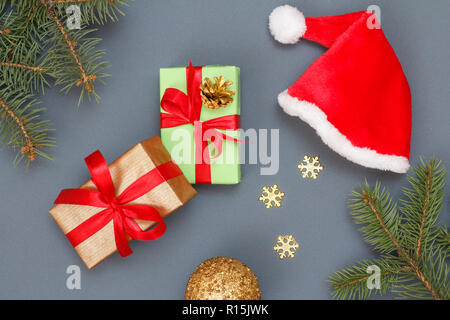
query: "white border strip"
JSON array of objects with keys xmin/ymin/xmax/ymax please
[{"xmin": 278, "ymin": 90, "xmax": 410, "ymax": 173}]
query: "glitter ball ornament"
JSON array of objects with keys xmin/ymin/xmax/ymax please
[{"xmin": 185, "ymin": 257, "xmax": 261, "ymax": 300}]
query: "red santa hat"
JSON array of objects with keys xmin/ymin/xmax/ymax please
[{"xmin": 269, "ymin": 5, "xmax": 411, "ymax": 173}]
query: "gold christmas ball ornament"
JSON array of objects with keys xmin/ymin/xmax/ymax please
[{"xmin": 185, "ymin": 257, "xmax": 261, "ymax": 300}]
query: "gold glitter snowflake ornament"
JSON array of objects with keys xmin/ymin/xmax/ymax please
[
  {"xmin": 273, "ymin": 235, "xmax": 299, "ymax": 259},
  {"xmin": 258, "ymin": 184, "xmax": 285, "ymax": 209},
  {"xmin": 297, "ymin": 155, "xmax": 323, "ymax": 179}
]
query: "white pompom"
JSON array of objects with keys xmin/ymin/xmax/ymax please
[{"xmin": 269, "ymin": 5, "xmax": 306, "ymax": 44}]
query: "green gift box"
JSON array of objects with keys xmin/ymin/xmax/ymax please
[{"xmin": 160, "ymin": 64, "xmax": 241, "ymax": 184}]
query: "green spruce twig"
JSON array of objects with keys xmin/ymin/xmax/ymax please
[
  {"xmin": 329, "ymin": 159, "xmax": 450, "ymax": 300},
  {"xmin": 0, "ymin": 0, "xmax": 131, "ymax": 168},
  {"xmin": 0, "ymin": 88, "xmax": 54, "ymax": 168},
  {"xmin": 41, "ymin": 7, "xmax": 109, "ymax": 104}
]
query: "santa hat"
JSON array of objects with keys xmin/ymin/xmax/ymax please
[{"xmin": 269, "ymin": 5, "xmax": 411, "ymax": 173}]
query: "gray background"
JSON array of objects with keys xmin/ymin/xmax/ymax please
[{"xmin": 0, "ymin": 0, "xmax": 449, "ymax": 299}]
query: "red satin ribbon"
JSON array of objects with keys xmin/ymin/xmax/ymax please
[
  {"xmin": 54, "ymin": 150, "xmax": 182, "ymax": 257},
  {"xmin": 160, "ymin": 62, "xmax": 243, "ymax": 184}
]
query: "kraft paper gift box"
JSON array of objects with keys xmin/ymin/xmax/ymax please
[
  {"xmin": 50, "ymin": 136, "xmax": 197, "ymax": 269},
  {"xmin": 160, "ymin": 64, "xmax": 241, "ymax": 184}
]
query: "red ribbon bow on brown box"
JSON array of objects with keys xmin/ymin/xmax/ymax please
[{"xmin": 50, "ymin": 137, "xmax": 197, "ymax": 269}]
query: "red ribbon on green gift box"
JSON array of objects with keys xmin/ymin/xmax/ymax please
[{"xmin": 160, "ymin": 62, "xmax": 244, "ymax": 184}]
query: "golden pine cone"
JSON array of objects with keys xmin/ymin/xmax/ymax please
[
  {"xmin": 185, "ymin": 257, "xmax": 261, "ymax": 300},
  {"xmin": 200, "ymin": 76, "xmax": 235, "ymax": 110}
]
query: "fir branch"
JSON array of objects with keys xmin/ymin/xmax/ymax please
[
  {"xmin": 6, "ymin": 1, "xmax": 46, "ymax": 43},
  {"xmin": 419, "ymin": 248, "xmax": 449, "ymax": 299},
  {"xmin": 0, "ymin": 10, "xmax": 26, "ymax": 48},
  {"xmin": 0, "ymin": 9, "xmax": 49, "ymax": 93},
  {"xmin": 47, "ymin": 8, "xmax": 97, "ymax": 93},
  {"xmin": 329, "ymin": 257, "xmax": 409, "ymax": 300},
  {"xmin": 0, "ymin": 40, "xmax": 49, "ymax": 94},
  {"xmin": 331, "ymin": 161, "xmax": 449, "ymax": 300},
  {"xmin": 360, "ymin": 184, "xmax": 442, "ymax": 299},
  {"xmin": 0, "ymin": 60, "xmax": 49, "ymax": 93},
  {"xmin": 0, "ymin": 97, "xmax": 34, "ymax": 160},
  {"xmin": 40, "ymin": 19, "xmax": 109, "ymax": 104},
  {"xmin": 400, "ymin": 159, "xmax": 446, "ymax": 259},
  {"xmin": 361, "ymin": 188, "xmax": 406, "ymax": 258},
  {"xmin": 0, "ymin": 88, "xmax": 54, "ymax": 167},
  {"xmin": 56, "ymin": 0, "xmax": 132, "ymax": 25},
  {"xmin": 348, "ymin": 182, "xmax": 401, "ymax": 255},
  {"xmin": 0, "ymin": 0, "xmax": 129, "ymax": 167},
  {"xmin": 0, "ymin": 61, "xmax": 44, "ymax": 73},
  {"xmin": 394, "ymin": 248, "xmax": 449, "ymax": 299},
  {"xmin": 13, "ymin": 0, "xmax": 131, "ymax": 26},
  {"xmin": 11, "ymin": 0, "xmax": 120, "ymax": 102}
]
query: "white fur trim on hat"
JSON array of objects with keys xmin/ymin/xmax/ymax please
[
  {"xmin": 269, "ymin": 5, "xmax": 307, "ymax": 44},
  {"xmin": 278, "ymin": 90, "xmax": 410, "ymax": 173}
]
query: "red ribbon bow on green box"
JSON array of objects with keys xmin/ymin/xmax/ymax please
[{"xmin": 160, "ymin": 62, "xmax": 243, "ymax": 184}]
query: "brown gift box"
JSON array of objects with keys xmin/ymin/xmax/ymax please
[{"xmin": 49, "ymin": 136, "xmax": 197, "ymax": 269}]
